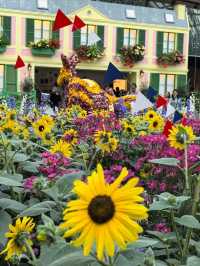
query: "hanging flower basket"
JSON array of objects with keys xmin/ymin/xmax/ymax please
[
  {"xmin": 75, "ymin": 45, "xmax": 105, "ymax": 62},
  {"xmin": 29, "ymin": 39, "xmax": 60, "ymax": 57},
  {"xmin": 157, "ymin": 50, "xmax": 184, "ymax": 67},
  {"xmin": 118, "ymin": 44, "xmax": 145, "ymax": 68}
]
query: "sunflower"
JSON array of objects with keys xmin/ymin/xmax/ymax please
[
  {"xmin": 63, "ymin": 129, "xmax": 78, "ymax": 145},
  {"xmin": 18, "ymin": 127, "xmax": 30, "ymax": 140},
  {"xmin": 50, "ymin": 139, "xmax": 72, "ymax": 158},
  {"xmin": 94, "ymin": 130, "xmax": 118, "ymax": 153},
  {"xmin": 144, "ymin": 110, "xmax": 158, "ymax": 122},
  {"xmin": 6, "ymin": 110, "xmax": 17, "ymax": 121},
  {"xmin": 0, "ymin": 120, "xmax": 19, "ymax": 135},
  {"xmin": 60, "ymin": 164, "xmax": 148, "ymax": 260},
  {"xmin": 148, "ymin": 116, "xmax": 164, "ymax": 132},
  {"xmin": 168, "ymin": 124, "xmax": 196, "ymax": 150},
  {"xmin": 0, "ymin": 217, "xmax": 35, "ymax": 261},
  {"xmin": 42, "ymin": 115, "xmax": 54, "ymax": 127},
  {"xmin": 122, "ymin": 121, "xmax": 135, "ymax": 136},
  {"xmin": 32, "ymin": 117, "xmax": 53, "ymax": 139}
]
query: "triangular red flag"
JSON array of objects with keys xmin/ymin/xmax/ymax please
[
  {"xmin": 15, "ymin": 56, "xmax": 25, "ymax": 69},
  {"xmin": 156, "ymin": 95, "xmax": 168, "ymax": 108},
  {"xmin": 53, "ymin": 9, "xmax": 72, "ymax": 31},
  {"xmin": 72, "ymin": 15, "xmax": 86, "ymax": 32},
  {"xmin": 163, "ymin": 120, "xmax": 173, "ymax": 137}
]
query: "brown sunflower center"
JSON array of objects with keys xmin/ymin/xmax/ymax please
[
  {"xmin": 153, "ymin": 121, "xmax": 158, "ymax": 128},
  {"xmin": 88, "ymin": 195, "xmax": 115, "ymax": 224},
  {"xmin": 176, "ymin": 132, "xmax": 188, "ymax": 144},
  {"xmin": 39, "ymin": 125, "xmax": 45, "ymax": 132},
  {"xmin": 149, "ymin": 114, "xmax": 154, "ymax": 118}
]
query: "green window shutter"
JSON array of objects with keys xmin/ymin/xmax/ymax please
[
  {"xmin": 176, "ymin": 74, "xmax": 187, "ymax": 93},
  {"xmin": 177, "ymin": 33, "xmax": 184, "ymax": 53},
  {"xmin": 26, "ymin": 18, "xmax": 34, "ymax": 46},
  {"xmin": 52, "ymin": 29, "xmax": 60, "ymax": 41},
  {"xmin": 4, "ymin": 65, "xmax": 17, "ymax": 96},
  {"xmin": 116, "ymin": 27, "xmax": 124, "ymax": 53},
  {"xmin": 150, "ymin": 73, "xmax": 160, "ymax": 93},
  {"xmin": 138, "ymin": 30, "xmax": 145, "ymax": 46},
  {"xmin": 97, "ymin": 25, "xmax": 104, "ymax": 49},
  {"xmin": 156, "ymin": 31, "xmax": 164, "ymax": 57},
  {"xmin": 73, "ymin": 30, "xmax": 81, "ymax": 49},
  {"xmin": 3, "ymin": 16, "xmax": 11, "ymax": 44}
]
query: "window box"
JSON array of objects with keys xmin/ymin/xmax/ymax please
[
  {"xmin": 118, "ymin": 44, "xmax": 145, "ymax": 67},
  {"xmin": 0, "ymin": 46, "xmax": 7, "ymax": 53},
  {"xmin": 157, "ymin": 50, "xmax": 184, "ymax": 68},
  {"xmin": 75, "ymin": 45, "xmax": 105, "ymax": 62},
  {"xmin": 31, "ymin": 47, "xmax": 55, "ymax": 57}
]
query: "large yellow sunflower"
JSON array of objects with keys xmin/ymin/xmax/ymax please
[
  {"xmin": 144, "ymin": 110, "xmax": 158, "ymax": 122},
  {"xmin": 0, "ymin": 217, "xmax": 35, "ymax": 261},
  {"xmin": 168, "ymin": 124, "xmax": 196, "ymax": 150},
  {"xmin": 148, "ymin": 116, "xmax": 164, "ymax": 132},
  {"xmin": 0, "ymin": 119, "xmax": 19, "ymax": 134},
  {"xmin": 94, "ymin": 130, "xmax": 118, "ymax": 153},
  {"xmin": 60, "ymin": 164, "xmax": 148, "ymax": 261},
  {"xmin": 32, "ymin": 117, "xmax": 53, "ymax": 139},
  {"xmin": 122, "ymin": 121, "xmax": 135, "ymax": 136},
  {"xmin": 50, "ymin": 139, "xmax": 72, "ymax": 158}
]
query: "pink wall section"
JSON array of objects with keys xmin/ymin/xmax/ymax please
[
  {"xmin": 112, "ymin": 27, "xmax": 116, "ymax": 54},
  {"xmin": 68, "ymin": 26, "xmax": 73, "ymax": 50},
  {"xmin": 21, "ymin": 18, "xmax": 25, "ymax": 46}
]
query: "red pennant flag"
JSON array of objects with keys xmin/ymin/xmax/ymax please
[
  {"xmin": 163, "ymin": 120, "xmax": 173, "ymax": 137},
  {"xmin": 15, "ymin": 56, "xmax": 25, "ymax": 69},
  {"xmin": 156, "ymin": 95, "xmax": 168, "ymax": 108},
  {"xmin": 53, "ymin": 9, "xmax": 72, "ymax": 31},
  {"xmin": 72, "ymin": 15, "xmax": 86, "ymax": 32}
]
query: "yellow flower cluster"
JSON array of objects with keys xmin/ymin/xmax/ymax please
[
  {"xmin": 94, "ymin": 130, "xmax": 118, "ymax": 153},
  {"xmin": 144, "ymin": 109, "xmax": 164, "ymax": 133},
  {"xmin": 50, "ymin": 139, "xmax": 72, "ymax": 158},
  {"xmin": 69, "ymin": 90, "xmax": 93, "ymax": 107}
]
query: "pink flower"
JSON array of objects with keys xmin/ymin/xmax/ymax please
[{"xmin": 23, "ymin": 176, "xmax": 37, "ymax": 190}]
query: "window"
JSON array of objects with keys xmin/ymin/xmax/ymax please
[
  {"xmin": 0, "ymin": 65, "xmax": 4, "ymax": 93},
  {"xmin": 163, "ymin": 32, "xmax": 175, "ymax": 53},
  {"xmin": 37, "ymin": 0, "xmax": 48, "ymax": 9},
  {"xmin": 80, "ymin": 25, "xmax": 97, "ymax": 45},
  {"xmin": 159, "ymin": 74, "xmax": 175, "ymax": 96},
  {"xmin": 34, "ymin": 20, "xmax": 51, "ymax": 42},
  {"xmin": 165, "ymin": 13, "xmax": 174, "ymax": 23},
  {"xmin": 125, "ymin": 9, "xmax": 136, "ymax": 19},
  {"xmin": 123, "ymin": 28, "xmax": 137, "ymax": 46}
]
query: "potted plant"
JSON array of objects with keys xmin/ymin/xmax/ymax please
[
  {"xmin": 29, "ymin": 39, "xmax": 60, "ymax": 57},
  {"xmin": 118, "ymin": 44, "xmax": 145, "ymax": 67},
  {"xmin": 75, "ymin": 45, "xmax": 105, "ymax": 61},
  {"xmin": 0, "ymin": 37, "xmax": 9, "ymax": 53},
  {"xmin": 157, "ymin": 50, "xmax": 184, "ymax": 68}
]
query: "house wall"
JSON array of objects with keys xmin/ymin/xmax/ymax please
[{"xmin": 0, "ymin": 4, "xmax": 189, "ymax": 93}]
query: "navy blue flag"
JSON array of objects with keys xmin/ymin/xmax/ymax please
[
  {"xmin": 173, "ymin": 110, "xmax": 183, "ymax": 123},
  {"xmin": 147, "ymin": 86, "xmax": 157, "ymax": 103},
  {"xmin": 103, "ymin": 62, "xmax": 124, "ymax": 84}
]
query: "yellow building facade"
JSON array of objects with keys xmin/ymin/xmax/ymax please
[{"xmin": 0, "ymin": 0, "xmax": 189, "ymax": 98}]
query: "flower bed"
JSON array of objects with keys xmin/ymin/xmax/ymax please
[
  {"xmin": 119, "ymin": 44, "xmax": 145, "ymax": 67},
  {"xmin": 0, "ymin": 98, "xmax": 200, "ymax": 265},
  {"xmin": 157, "ymin": 50, "xmax": 184, "ymax": 67}
]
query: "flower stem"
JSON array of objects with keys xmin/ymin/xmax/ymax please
[
  {"xmin": 171, "ymin": 209, "xmax": 183, "ymax": 257},
  {"xmin": 24, "ymin": 240, "xmax": 37, "ymax": 264},
  {"xmin": 184, "ymin": 137, "xmax": 189, "ymax": 195}
]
